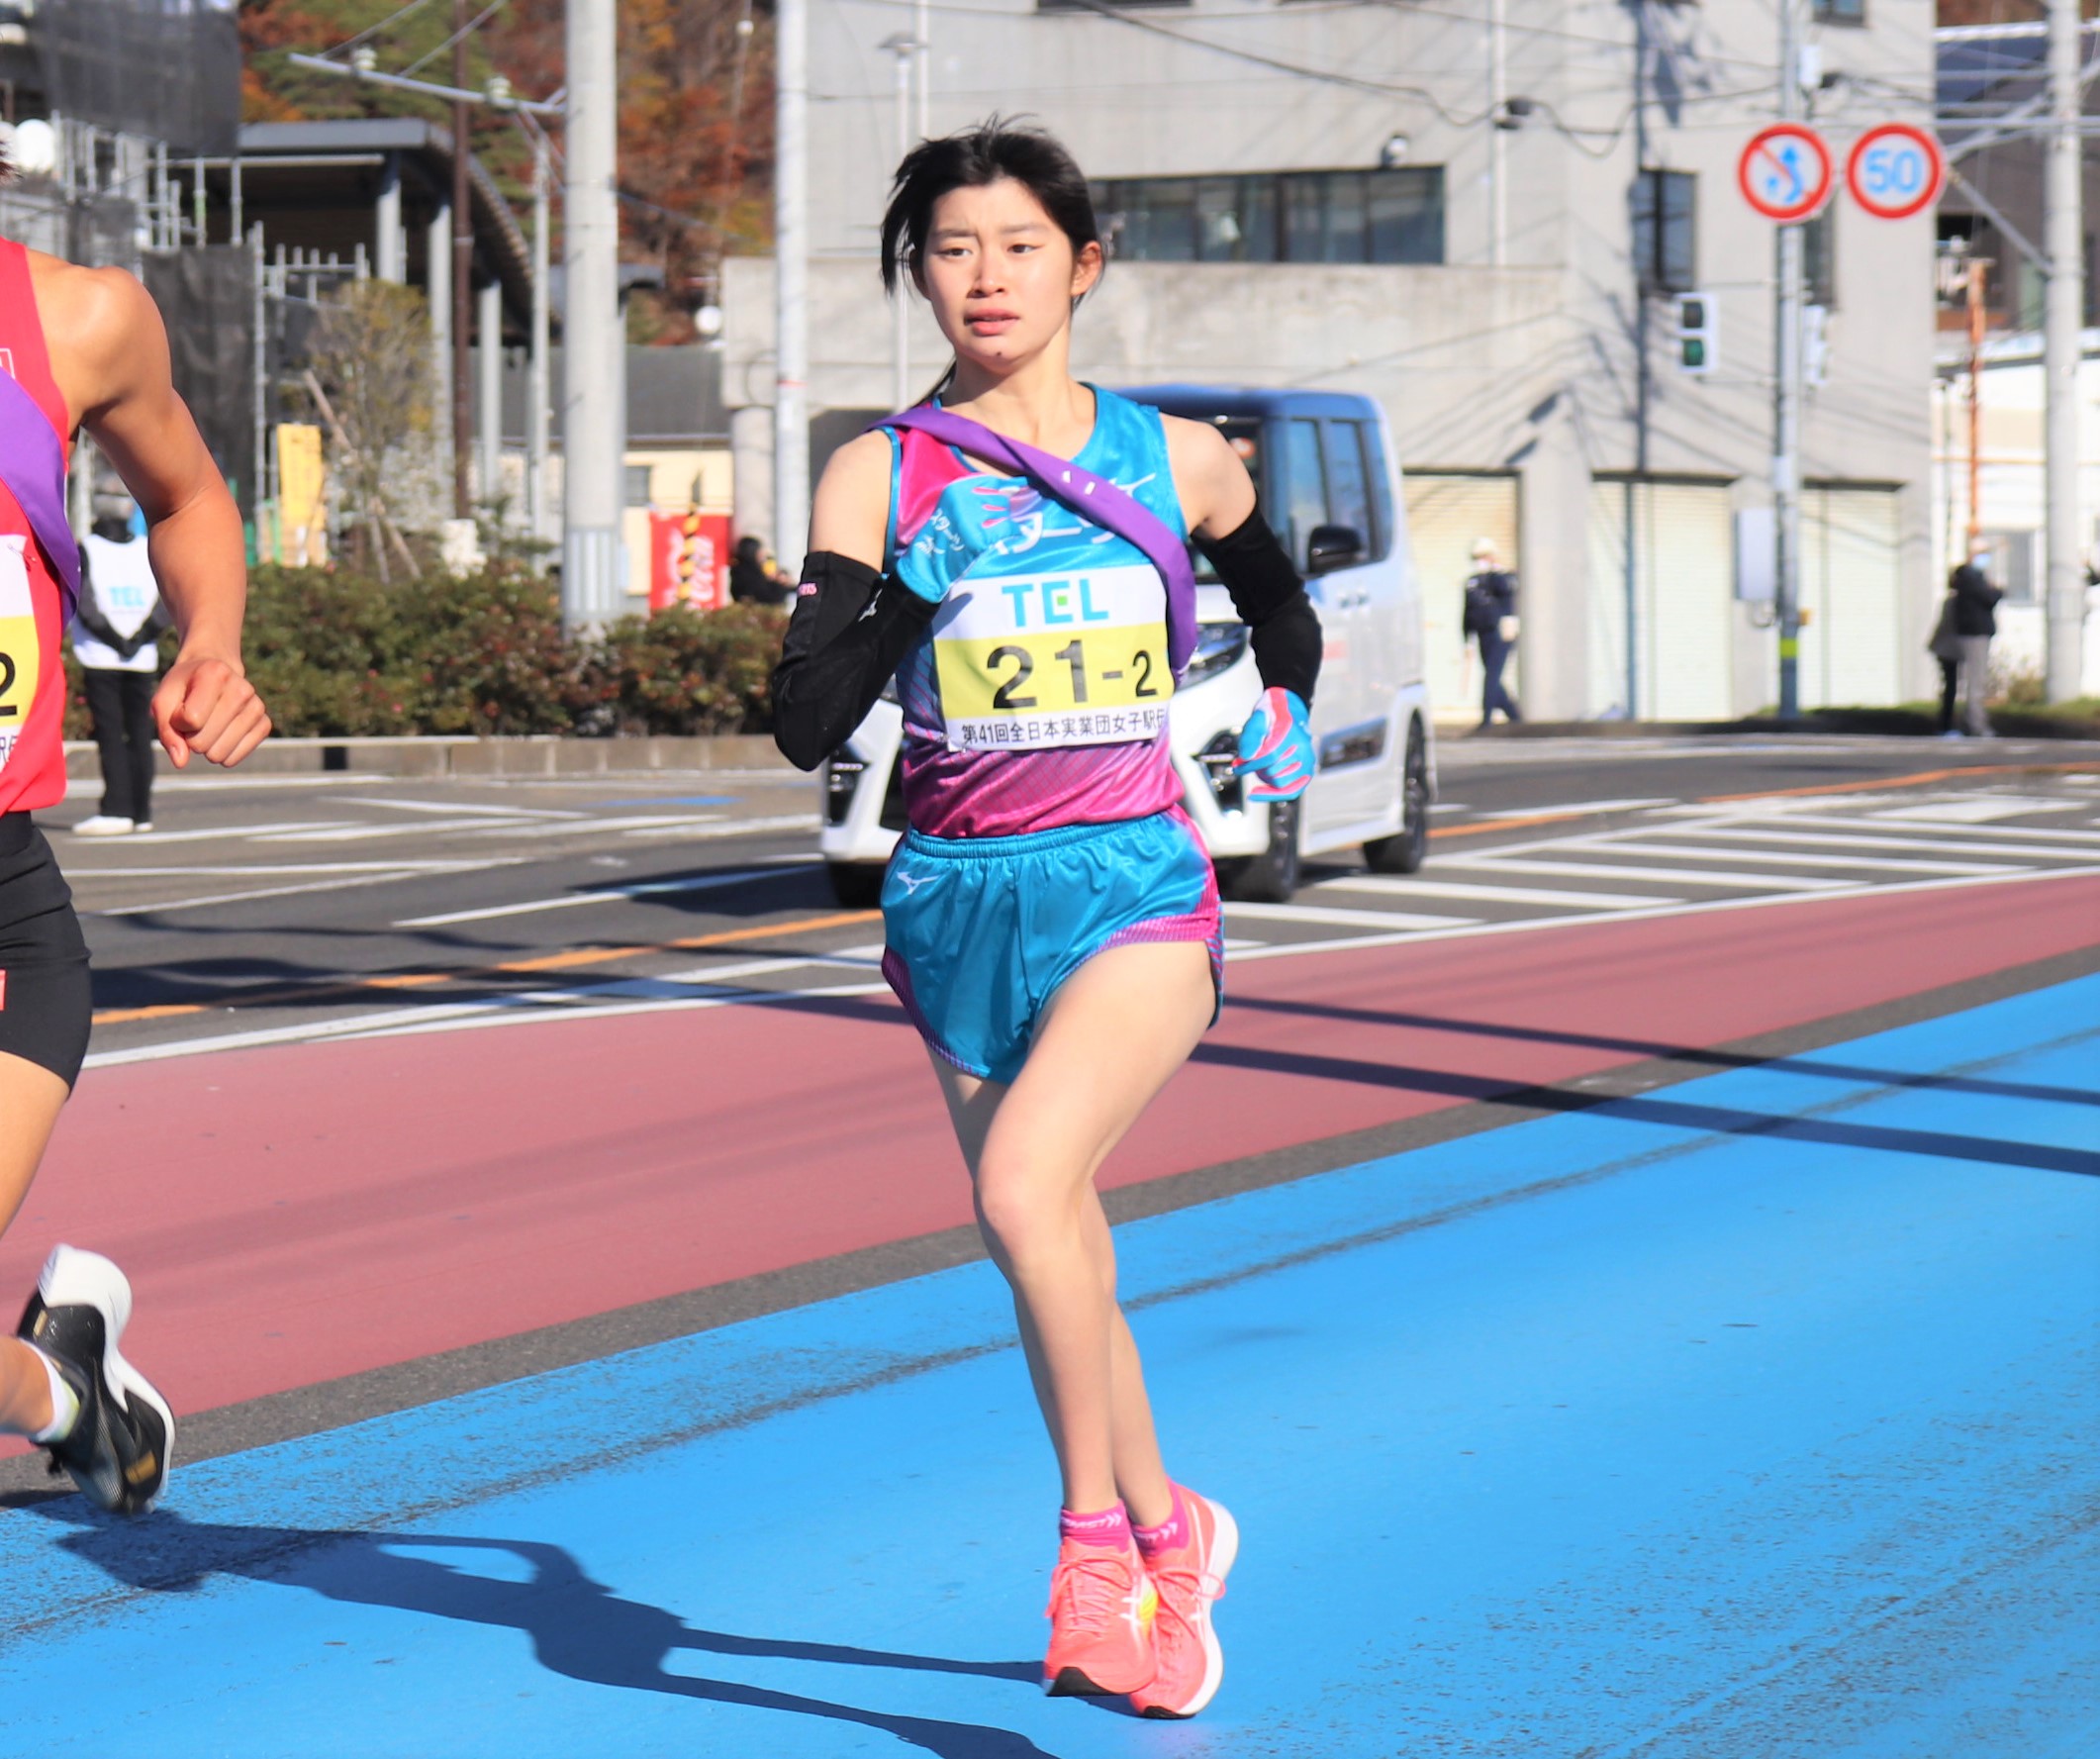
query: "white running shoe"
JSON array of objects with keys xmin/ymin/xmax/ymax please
[
  {"xmin": 70, "ymin": 816, "xmax": 136, "ymax": 836},
  {"xmin": 16, "ymin": 1246, "xmax": 174, "ymax": 1515}
]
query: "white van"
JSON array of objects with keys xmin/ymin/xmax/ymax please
[{"xmin": 816, "ymin": 385, "xmax": 1437, "ymax": 905}]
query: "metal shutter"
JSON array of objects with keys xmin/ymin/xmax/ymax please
[
  {"xmin": 1402, "ymin": 472, "xmax": 1519, "ymax": 720},
  {"xmin": 1586, "ymin": 480, "xmax": 1734, "ymax": 721},
  {"xmin": 1801, "ymin": 487, "xmax": 1901, "ymax": 707}
]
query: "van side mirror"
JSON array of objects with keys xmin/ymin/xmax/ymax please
[{"xmin": 1306, "ymin": 524, "xmax": 1365, "ymax": 575}]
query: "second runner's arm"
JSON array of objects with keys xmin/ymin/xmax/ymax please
[{"xmin": 57, "ymin": 268, "xmax": 268, "ymax": 768}]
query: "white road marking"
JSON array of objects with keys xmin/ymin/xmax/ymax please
[
  {"xmin": 1685, "ymin": 810, "xmax": 2100, "ymax": 847},
  {"xmin": 394, "ymin": 864, "xmax": 792, "ymax": 927},
  {"xmin": 1311, "ymin": 874, "xmax": 1681, "ymax": 910},
  {"xmin": 257, "ymin": 818, "xmax": 539, "ymax": 842},
  {"xmin": 1476, "ymin": 797, "xmax": 1676, "ymax": 818},
  {"xmin": 113, "ymin": 821, "xmax": 347, "ymax": 844},
  {"xmin": 620, "ymin": 814, "xmax": 822, "ymax": 840},
  {"xmin": 1642, "ymin": 824, "xmax": 2090, "ymax": 863},
  {"xmin": 91, "ymin": 869, "xmax": 468, "ymax": 918},
  {"xmin": 336, "ymin": 796, "xmax": 588, "ymax": 820},
  {"xmin": 1225, "ymin": 901, "xmax": 1480, "ymax": 931},
  {"xmin": 462, "ymin": 813, "xmax": 726, "ymax": 837},
  {"xmin": 1436, "ymin": 854, "xmax": 1845, "ymax": 890},
  {"xmin": 1867, "ymin": 795, "xmax": 2087, "ymax": 823},
  {"xmin": 1597, "ymin": 838, "xmax": 2014, "ymax": 877},
  {"xmin": 68, "ymin": 861, "xmax": 491, "ymax": 879}
]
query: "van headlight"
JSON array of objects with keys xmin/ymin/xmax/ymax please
[
  {"xmin": 823, "ymin": 748, "xmax": 866, "ymax": 825},
  {"xmin": 1181, "ymin": 623, "xmax": 1249, "ymax": 688}
]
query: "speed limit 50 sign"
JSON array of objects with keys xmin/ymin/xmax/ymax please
[{"xmin": 1846, "ymin": 125, "xmax": 1945, "ymax": 220}]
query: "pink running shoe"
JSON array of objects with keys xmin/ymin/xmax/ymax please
[
  {"xmin": 1042, "ymin": 1535, "xmax": 1159, "ymax": 1697},
  {"xmin": 1129, "ymin": 1487, "xmax": 1238, "ymax": 1718}
]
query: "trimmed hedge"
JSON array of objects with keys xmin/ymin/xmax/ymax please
[{"xmin": 64, "ymin": 564, "xmax": 788, "ymax": 739}]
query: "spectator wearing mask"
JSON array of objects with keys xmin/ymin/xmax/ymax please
[
  {"xmin": 1463, "ymin": 537, "xmax": 1521, "ymax": 729},
  {"xmin": 70, "ymin": 491, "xmax": 169, "ymax": 835},
  {"xmin": 728, "ymin": 535, "xmax": 793, "ymax": 607},
  {"xmin": 1947, "ymin": 544, "xmax": 2002, "ymax": 738}
]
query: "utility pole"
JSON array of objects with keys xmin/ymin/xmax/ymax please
[
  {"xmin": 564, "ymin": 0, "xmax": 626, "ymax": 631},
  {"xmin": 527, "ymin": 123, "xmax": 551, "ymax": 546},
  {"xmin": 1773, "ymin": 0, "xmax": 1805, "ymax": 720},
  {"xmin": 1489, "ymin": 0, "xmax": 1507, "ymax": 268},
  {"xmin": 1967, "ymin": 252, "xmax": 1988, "ymax": 557},
  {"xmin": 775, "ymin": 0, "xmax": 811, "ymax": 574},
  {"xmin": 884, "ymin": 34, "xmax": 917, "ymax": 412},
  {"xmin": 915, "ymin": 0, "xmax": 931, "ymax": 141},
  {"xmin": 1625, "ymin": 0, "xmax": 1647, "ymax": 720},
  {"xmin": 451, "ymin": 0, "xmax": 473, "ymax": 519},
  {"xmin": 2045, "ymin": 0, "xmax": 2084, "ymax": 703}
]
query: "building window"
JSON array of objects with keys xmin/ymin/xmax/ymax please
[
  {"xmin": 624, "ymin": 463, "xmax": 654, "ymax": 507},
  {"xmin": 1094, "ymin": 168, "xmax": 1443, "ymax": 265},
  {"xmin": 1631, "ymin": 168, "xmax": 1697, "ymax": 295},
  {"xmin": 1814, "ymin": 0, "xmax": 1864, "ymax": 23}
]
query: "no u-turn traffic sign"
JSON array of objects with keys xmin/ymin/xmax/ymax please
[{"xmin": 1738, "ymin": 124, "xmax": 1834, "ymax": 223}]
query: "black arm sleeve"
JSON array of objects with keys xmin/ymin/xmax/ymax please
[
  {"xmin": 1193, "ymin": 507, "xmax": 1322, "ymax": 704},
  {"xmin": 770, "ymin": 551, "xmax": 940, "ymax": 771}
]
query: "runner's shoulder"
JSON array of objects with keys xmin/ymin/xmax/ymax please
[{"xmin": 26, "ymin": 252, "xmax": 162, "ymax": 376}]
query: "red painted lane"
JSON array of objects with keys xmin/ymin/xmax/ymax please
[{"xmin": 6, "ymin": 875, "xmax": 2096, "ymax": 1435}]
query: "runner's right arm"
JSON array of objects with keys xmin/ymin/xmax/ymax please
[
  {"xmin": 43, "ymin": 261, "xmax": 268, "ymax": 768},
  {"xmin": 772, "ymin": 432, "xmax": 937, "ymax": 771}
]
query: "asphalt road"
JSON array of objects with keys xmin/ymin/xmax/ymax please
[{"xmin": 41, "ymin": 732, "xmax": 2100, "ymax": 1065}]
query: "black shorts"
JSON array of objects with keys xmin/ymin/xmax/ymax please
[{"xmin": 0, "ymin": 813, "xmax": 92, "ymax": 1089}]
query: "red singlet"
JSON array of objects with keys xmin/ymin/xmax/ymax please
[{"xmin": 0, "ymin": 236, "xmax": 73, "ymax": 814}]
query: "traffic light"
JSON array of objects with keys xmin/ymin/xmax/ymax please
[{"xmin": 1676, "ymin": 291, "xmax": 1716, "ymax": 376}]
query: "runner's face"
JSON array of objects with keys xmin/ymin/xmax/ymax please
[{"xmin": 916, "ymin": 178, "xmax": 1101, "ymax": 373}]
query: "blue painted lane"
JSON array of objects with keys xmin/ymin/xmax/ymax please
[{"xmin": 1, "ymin": 980, "xmax": 2095, "ymax": 1757}]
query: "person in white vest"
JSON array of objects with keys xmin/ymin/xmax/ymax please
[{"xmin": 69, "ymin": 489, "xmax": 170, "ymax": 835}]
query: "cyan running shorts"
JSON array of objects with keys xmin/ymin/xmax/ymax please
[
  {"xmin": 880, "ymin": 807, "xmax": 1223, "ymax": 1084},
  {"xmin": 0, "ymin": 813, "xmax": 92, "ymax": 1089}
]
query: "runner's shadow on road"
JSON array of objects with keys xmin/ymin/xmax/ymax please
[{"xmin": 30, "ymin": 1506, "xmax": 1048, "ymax": 1759}]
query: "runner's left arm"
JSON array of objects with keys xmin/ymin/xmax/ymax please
[
  {"xmin": 67, "ymin": 269, "xmax": 268, "ymax": 769},
  {"xmin": 1171, "ymin": 418, "xmax": 1321, "ymax": 705}
]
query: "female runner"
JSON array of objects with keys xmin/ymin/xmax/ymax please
[{"xmin": 773, "ymin": 120, "xmax": 1319, "ymax": 1719}]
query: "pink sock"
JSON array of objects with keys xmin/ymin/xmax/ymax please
[
  {"xmin": 1131, "ymin": 1484, "xmax": 1188, "ymax": 1558},
  {"xmin": 1059, "ymin": 1503, "xmax": 1132, "ymax": 1549}
]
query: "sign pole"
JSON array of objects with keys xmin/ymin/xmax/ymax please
[{"xmin": 1774, "ymin": 0, "xmax": 1804, "ymax": 721}]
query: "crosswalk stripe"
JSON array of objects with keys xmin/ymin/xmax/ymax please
[
  {"xmin": 1438, "ymin": 855, "xmax": 1844, "ymax": 890},
  {"xmin": 1601, "ymin": 838, "xmax": 2015, "ymax": 876},
  {"xmin": 1679, "ymin": 815, "xmax": 2100, "ymax": 857},
  {"xmin": 1224, "ymin": 901, "xmax": 1480, "ymax": 931},
  {"xmin": 1311, "ymin": 875, "xmax": 1681, "ymax": 910}
]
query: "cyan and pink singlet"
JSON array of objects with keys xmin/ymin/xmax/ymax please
[{"xmin": 876, "ymin": 387, "xmax": 1222, "ymax": 1082}]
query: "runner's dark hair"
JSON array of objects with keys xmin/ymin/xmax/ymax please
[{"xmin": 880, "ymin": 116, "xmax": 1100, "ymax": 301}]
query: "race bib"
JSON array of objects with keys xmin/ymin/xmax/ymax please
[
  {"xmin": 0, "ymin": 537, "xmax": 38, "ymax": 775},
  {"xmin": 932, "ymin": 563, "xmax": 1172, "ymax": 751}
]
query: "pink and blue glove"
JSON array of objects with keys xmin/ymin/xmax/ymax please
[{"xmin": 1235, "ymin": 687, "xmax": 1315, "ymax": 802}]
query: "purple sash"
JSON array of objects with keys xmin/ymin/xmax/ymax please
[
  {"xmin": 0, "ymin": 367, "xmax": 78, "ymax": 625},
  {"xmin": 875, "ymin": 404, "xmax": 1198, "ymax": 679}
]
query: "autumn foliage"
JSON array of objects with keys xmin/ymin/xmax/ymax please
[{"xmin": 237, "ymin": 0, "xmax": 774, "ymax": 341}]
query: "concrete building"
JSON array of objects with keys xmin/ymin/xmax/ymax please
[{"xmin": 724, "ymin": 0, "xmax": 1940, "ymax": 722}]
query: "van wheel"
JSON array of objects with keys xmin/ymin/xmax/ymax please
[
  {"xmin": 1221, "ymin": 799, "xmax": 1300, "ymax": 903},
  {"xmin": 826, "ymin": 862, "xmax": 887, "ymax": 909},
  {"xmin": 1364, "ymin": 725, "xmax": 1429, "ymax": 874}
]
